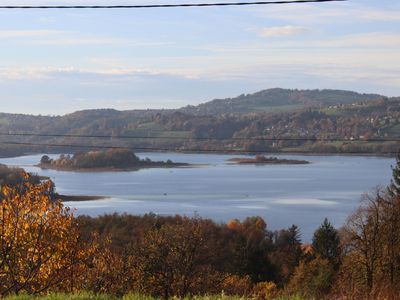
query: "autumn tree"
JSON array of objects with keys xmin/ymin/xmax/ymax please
[
  {"xmin": 379, "ymin": 192, "xmax": 400, "ymax": 297},
  {"xmin": 79, "ymin": 237, "xmax": 134, "ymax": 296},
  {"xmin": 221, "ymin": 275, "xmax": 252, "ymax": 297},
  {"xmin": 287, "ymin": 256, "xmax": 335, "ymax": 299},
  {"xmin": 229, "ymin": 217, "xmax": 275, "ymax": 283},
  {"xmin": 0, "ymin": 174, "xmax": 93, "ymax": 296},
  {"xmin": 332, "ymin": 180, "xmax": 400, "ymax": 300},
  {"xmin": 343, "ymin": 191, "xmax": 384, "ymax": 294},
  {"xmin": 271, "ymin": 225, "xmax": 302, "ymax": 285},
  {"xmin": 131, "ymin": 217, "xmax": 221, "ymax": 299}
]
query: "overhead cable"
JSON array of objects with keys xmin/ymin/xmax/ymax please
[{"xmin": 0, "ymin": 0, "xmax": 347, "ymax": 9}]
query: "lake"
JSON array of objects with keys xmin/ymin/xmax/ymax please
[{"xmin": 0, "ymin": 153, "xmax": 394, "ymax": 241}]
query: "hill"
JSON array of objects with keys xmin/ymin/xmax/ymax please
[
  {"xmin": 0, "ymin": 88, "xmax": 398, "ymax": 156},
  {"xmin": 180, "ymin": 88, "xmax": 384, "ymax": 115}
]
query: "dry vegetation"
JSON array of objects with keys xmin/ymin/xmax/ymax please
[{"xmin": 1, "ymin": 153, "xmax": 400, "ymax": 299}]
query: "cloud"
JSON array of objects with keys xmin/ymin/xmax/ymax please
[
  {"xmin": 0, "ymin": 55, "xmax": 399, "ymax": 115},
  {"xmin": 0, "ymin": 30, "xmax": 63, "ymax": 39},
  {"xmin": 250, "ymin": 3, "xmax": 400, "ymax": 24},
  {"xmin": 0, "ymin": 28, "xmax": 173, "ymax": 47},
  {"xmin": 272, "ymin": 198, "xmax": 338, "ymax": 206},
  {"xmin": 0, "ymin": 67, "xmax": 255, "ymax": 114},
  {"xmin": 0, "ymin": 29, "xmax": 118, "ymax": 45},
  {"xmin": 317, "ymin": 32, "xmax": 400, "ymax": 48},
  {"xmin": 259, "ymin": 25, "xmax": 308, "ymax": 38}
]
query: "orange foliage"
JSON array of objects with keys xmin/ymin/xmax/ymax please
[
  {"xmin": 221, "ymin": 275, "xmax": 252, "ymax": 296},
  {"xmin": 79, "ymin": 237, "xmax": 134, "ymax": 296},
  {"xmin": 252, "ymin": 281, "xmax": 279, "ymax": 300},
  {"xmin": 0, "ymin": 173, "xmax": 95, "ymax": 296},
  {"xmin": 227, "ymin": 219, "xmax": 241, "ymax": 231}
]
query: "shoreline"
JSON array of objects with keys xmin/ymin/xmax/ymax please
[
  {"xmin": 227, "ymin": 157, "xmax": 310, "ymax": 165},
  {"xmin": 36, "ymin": 162, "xmax": 194, "ymax": 173},
  {"xmin": 58, "ymin": 194, "xmax": 108, "ymax": 202},
  {"xmin": 0, "ymin": 150, "xmax": 395, "ymax": 160}
]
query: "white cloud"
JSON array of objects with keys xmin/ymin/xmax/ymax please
[
  {"xmin": 317, "ymin": 32, "xmax": 400, "ymax": 48},
  {"xmin": 0, "ymin": 28, "xmax": 173, "ymax": 46},
  {"xmin": 272, "ymin": 198, "xmax": 338, "ymax": 206},
  {"xmin": 259, "ymin": 25, "xmax": 308, "ymax": 38},
  {"xmin": 0, "ymin": 59, "xmax": 399, "ymax": 115},
  {"xmin": 0, "ymin": 29, "xmax": 63, "ymax": 38},
  {"xmin": 250, "ymin": 3, "xmax": 400, "ymax": 24}
]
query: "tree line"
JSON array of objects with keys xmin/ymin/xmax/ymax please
[
  {"xmin": 0, "ymin": 91, "xmax": 400, "ymax": 156},
  {"xmin": 1, "ymin": 157, "xmax": 400, "ymax": 298},
  {"xmin": 39, "ymin": 149, "xmax": 183, "ymax": 170}
]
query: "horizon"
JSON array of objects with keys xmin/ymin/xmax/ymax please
[
  {"xmin": 0, "ymin": 86, "xmax": 396, "ymax": 117},
  {"xmin": 0, "ymin": 0, "xmax": 399, "ymax": 115}
]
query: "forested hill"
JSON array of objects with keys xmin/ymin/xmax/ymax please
[
  {"xmin": 180, "ymin": 88, "xmax": 384, "ymax": 115},
  {"xmin": 0, "ymin": 88, "xmax": 399, "ymax": 156}
]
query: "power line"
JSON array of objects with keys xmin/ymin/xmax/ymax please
[
  {"xmin": 1, "ymin": 141, "xmax": 397, "ymax": 155},
  {"xmin": 0, "ymin": 0, "xmax": 346, "ymax": 9},
  {"xmin": 0, "ymin": 132, "xmax": 399, "ymax": 143}
]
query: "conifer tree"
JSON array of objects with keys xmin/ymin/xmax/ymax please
[
  {"xmin": 389, "ymin": 151, "xmax": 400, "ymax": 195},
  {"xmin": 312, "ymin": 218, "xmax": 341, "ymax": 267}
]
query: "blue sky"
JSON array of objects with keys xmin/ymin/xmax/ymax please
[{"xmin": 0, "ymin": 0, "xmax": 399, "ymax": 115}]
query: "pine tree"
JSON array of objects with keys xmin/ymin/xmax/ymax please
[
  {"xmin": 388, "ymin": 151, "xmax": 400, "ymax": 195},
  {"xmin": 312, "ymin": 218, "xmax": 341, "ymax": 268}
]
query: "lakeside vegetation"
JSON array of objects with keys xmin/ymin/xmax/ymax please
[
  {"xmin": 0, "ymin": 164, "xmax": 45, "ymax": 196},
  {"xmin": 0, "ymin": 154, "xmax": 400, "ymax": 299},
  {"xmin": 38, "ymin": 149, "xmax": 189, "ymax": 171},
  {"xmin": 0, "ymin": 164, "xmax": 106, "ymax": 202},
  {"xmin": 0, "ymin": 89, "xmax": 399, "ymax": 156},
  {"xmin": 227, "ymin": 155, "xmax": 309, "ymax": 165}
]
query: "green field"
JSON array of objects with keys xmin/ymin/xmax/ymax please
[{"xmin": 123, "ymin": 122, "xmax": 191, "ymax": 139}]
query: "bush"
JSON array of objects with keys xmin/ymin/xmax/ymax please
[
  {"xmin": 286, "ymin": 257, "xmax": 335, "ymax": 299},
  {"xmin": 221, "ymin": 275, "xmax": 252, "ymax": 297},
  {"xmin": 252, "ymin": 281, "xmax": 279, "ymax": 300}
]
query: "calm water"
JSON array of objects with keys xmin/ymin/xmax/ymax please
[{"xmin": 0, "ymin": 153, "xmax": 394, "ymax": 241}]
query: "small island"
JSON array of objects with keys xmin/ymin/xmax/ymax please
[
  {"xmin": 38, "ymin": 149, "xmax": 190, "ymax": 172},
  {"xmin": 227, "ymin": 155, "xmax": 310, "ymax": 165}
]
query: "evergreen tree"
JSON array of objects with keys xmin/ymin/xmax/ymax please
[
  {"xmin": 388, "ymin": 151, "xmax": 400, "ymax": 195},
  {"xmin": 312, "ymin": 218, "xmax": 341, "ymax": 268},
  {"xmin": 272, "ymin": 225, "xmax": 302, "ymax": 284}
]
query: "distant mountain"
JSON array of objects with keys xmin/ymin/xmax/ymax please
[
  {"xmin": 180, "ymin": 88, "xmax": 385, "ymax": 115},
  {"xmin": 0, "ymin": 88, "xmax": 398, "ymax": 156}
]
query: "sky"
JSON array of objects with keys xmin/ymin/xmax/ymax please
[{"xmin": 0, "ymin": 0, "xmax": 399, "ymax": 115}]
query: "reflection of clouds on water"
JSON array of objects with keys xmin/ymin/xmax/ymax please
[
  {"xmin": 103, "ymin": 182, "xmax": 144, "ymax": 186},
  {"xmin": 64, "ymin": 198, "xmax": 144, "ymax": 208},
  {"xmin": 235, "ymin": 205, "xmax": 268, "ymax": 210},
  {"xmin": 181, "ymin": 204, "xmax": 200, "ymax": 209},
  {"xmin": 66, "ymin": 203, "xmax": 110, "ymax": 209},
  {"xmin": 122, "ymin": 194, "xmax": 250, "ymax": 202},
  {"xmin": 0, "ymin": 152, "xmax": 394, "ymax": 242},
  {"xmin": 272, "ymin": 198, "xmax": 338, "ymax": 206}
]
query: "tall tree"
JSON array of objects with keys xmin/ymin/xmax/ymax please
[
  {"xmin": 388, "ymin": 151, "xmax": 400, "ymax": 195},
  {"xmin": 271, "ymin": 225, "xmax": 302, "ymax": 285},
  {"xmin": 312, "ymin": 218, "xmax": 341, "ymax": 267},
  {"xmin": 132, "ymin": 217, "xmax": 220, "ymax": 299},
  {"xmin": 230, "ymin": 217, "xmax": 275, "ymax": 283}
]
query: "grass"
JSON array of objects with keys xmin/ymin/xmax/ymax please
[
  {"xmin": 247, "ymin": 104, "xmax": 303, "ymax": 113},
  {"xmin": 4, "ymin": 293, "xmax": 308, "ymax": 300},
  {"xmin": 4, "ymin": 293, "xmax": 148, "ymax": 300},
  {"xmin": 381, "ymin": 124, "xmax": 400, "ymax": 136},
  {"xmin": 124, "ymin": 122, "xmax": 190, "ymax": 139}
]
